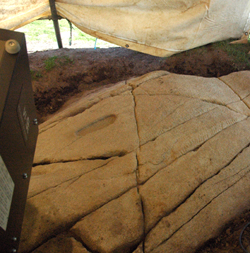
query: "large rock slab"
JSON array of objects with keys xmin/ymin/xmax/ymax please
[{"xmin": 20, "ymin": 71, "xmax": 250, "ymax": 253}]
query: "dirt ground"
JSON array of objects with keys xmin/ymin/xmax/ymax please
[
  {"xmin": 29, "ymin": 44, "xmax": 250, "ymax": 253},
  {"xmin": 29, "ymin": 43, "xmax": 250, "ymax": 123}
]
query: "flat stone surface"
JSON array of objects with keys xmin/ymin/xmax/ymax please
[
  {"xmin": 137, "ymin": 105, "xmax": 246, "ymax": 183},
  {"xmin": 71, "ymin": 188, "xmax": 143, "ymax": 253},
  {"xmin": 20, "ymin": 71, "xmax": 250, "ymax": 253},
  {"xmin": 29, "ymin": 159, "xmax": 109, "ymax": 198},
  {"xmin": 34, "ymin": 91, "xmax": 139, "ymax": 163},
  {"xmin": 146, "ymin": 145, "xmax": 250, "ymax": 253},
  {"xmin": 20, "ymin": 153, "xmax": 137, "ymax": 252},
  {"xmin": 219, "ymin": 71, "xmax": 250, "ymax": 99},
  {"xmin": 140, "ymin": 118, "xmax": 250, "ymax": 233}
]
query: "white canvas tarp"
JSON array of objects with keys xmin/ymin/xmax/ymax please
[{"xmin": 1, "ymin": 0, "xmax": 250, "ymax": 57}]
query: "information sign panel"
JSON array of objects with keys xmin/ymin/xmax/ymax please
[{"xmin": 0, "ymin": 156, "xmax": 14, "ymax": 231}]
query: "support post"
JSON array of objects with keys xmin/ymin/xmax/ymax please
[{"xmin": 49, "ymin": 0, "xmax": 63, "ymax": 49}]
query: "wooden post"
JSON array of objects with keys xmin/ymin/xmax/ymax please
[{"xmin": 49, "ymin": 0, "xmax": 63, "ymax": 48}]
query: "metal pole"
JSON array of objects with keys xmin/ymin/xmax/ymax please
[
  {"xmin": 49, "ymin": 0, "xmax": 63, "ymax": 48},
  {"xmin": 67, "ymin": 19, "xmax": 73, "ymax": 46}
]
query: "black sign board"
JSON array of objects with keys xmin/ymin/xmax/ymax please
[{"xmin": 0, "ymin": 29, "xmax": 38, "ymax": 253}]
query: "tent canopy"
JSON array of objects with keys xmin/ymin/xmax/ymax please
[{"xmin": 1, "ymin": 0, "xmax": 250, "ymax": 57}]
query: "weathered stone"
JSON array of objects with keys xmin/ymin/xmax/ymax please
[
  {"xmin": 140, "ymin": 118, "xmax": 250, "ymax": 233},
  {"xmin": 20, "ymin": 153, "xmax": 137, "ymax": 252},
  {"xmin": 134, "ymin": 74, "xmax": 239, "ymax": 104},
  {"xmin": 133, "ymin": 74, "xmax": 241, "ymax": 145},
  {"xmin": 19, "ymin": 71, "xmax": 250, "ymax": 253},
  {"xmin": 146, "ymin": 146, "xmax": 250, "ymax": 253},
  {"xmin": 227, "ymin": 100, "xmax": 250, "ymax": 116},
  {"xmin": 34, "ymin": 92, "xmax": 138, "ymax": 164},
  {"xmin": 71, "ymin": 188, "xmax": 143, "ymax": 253},
  {"xmin": 32, "ymin": 232, "xmax": 90, "ymax": 253},
  {"xmin": 219, "ymin": 71, "xmax": 250, "ymax": 111},
  {"xmin": 135, "ymin": 94, "xmax": 217, "ymax": 145},
  {"xmin": 127, "ymin": 70, "xmax": 169, "ymax": 89},
  {"xmin": 40, "ymin": 81, "xmax": 131, "ymax": 132},
  {"xmin": 243, "ymin": 94, "xmax": 250, "ymax": 108},
  {"xmin": 29, "ymin": 159, "xmax": 110, "ymax": 198},
  {"xmin": 145, "ymin": 144, "xmax": 250, "ymax": 252},
  {"xmin": 137, "ymin": 106, "xmax": 246, "ymax": 183},
  {"xmin": 219, "ymin": 71, "xmax": 250, "ymax": 99}
]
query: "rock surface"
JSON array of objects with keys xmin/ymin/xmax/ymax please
[{"xmin": 20, "ymin": 71, "xmax": 250, "ymax": 253}]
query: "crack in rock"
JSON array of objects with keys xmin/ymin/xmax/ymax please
[
  {"xmin": 132, "ymin": 88, "xmax": 146, "ymax": 253},
  {"xmin": 151, "ymin": 169, "xmax": 250, "ymax": 253},
  {"xmin": 140, "ymin": 118, "xmax": 250, "ymax": 235},
  {"xmin": 144, "ymin": 142, "xmax": 250, "ymax": 252},
  {"xmin": 219, "ymin": 77, "xmax": 250, "ymax": 109},
  {"xmin": 137, "ymin": 109, "xmax": 247, "ymax": 185},
  {"xmin": 21, "ymin": 152, "xmax": 139, "ymax": 253}
]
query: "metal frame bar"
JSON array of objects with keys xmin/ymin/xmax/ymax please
[{"xmin": 49, "ymin": 0, "xmax": 63, "ymax": 48}]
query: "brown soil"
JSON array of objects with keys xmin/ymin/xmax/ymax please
[
  {"xmin": 29, "ymin": 44, "xmax": 250, "ymax": 253},
  {"xmin": 197, "ymin": 209, "xmax": 250, "ymax": 253},
  {"xmin": 29, "ymin": 44, "xmax": 250, "ymax": 123}
]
